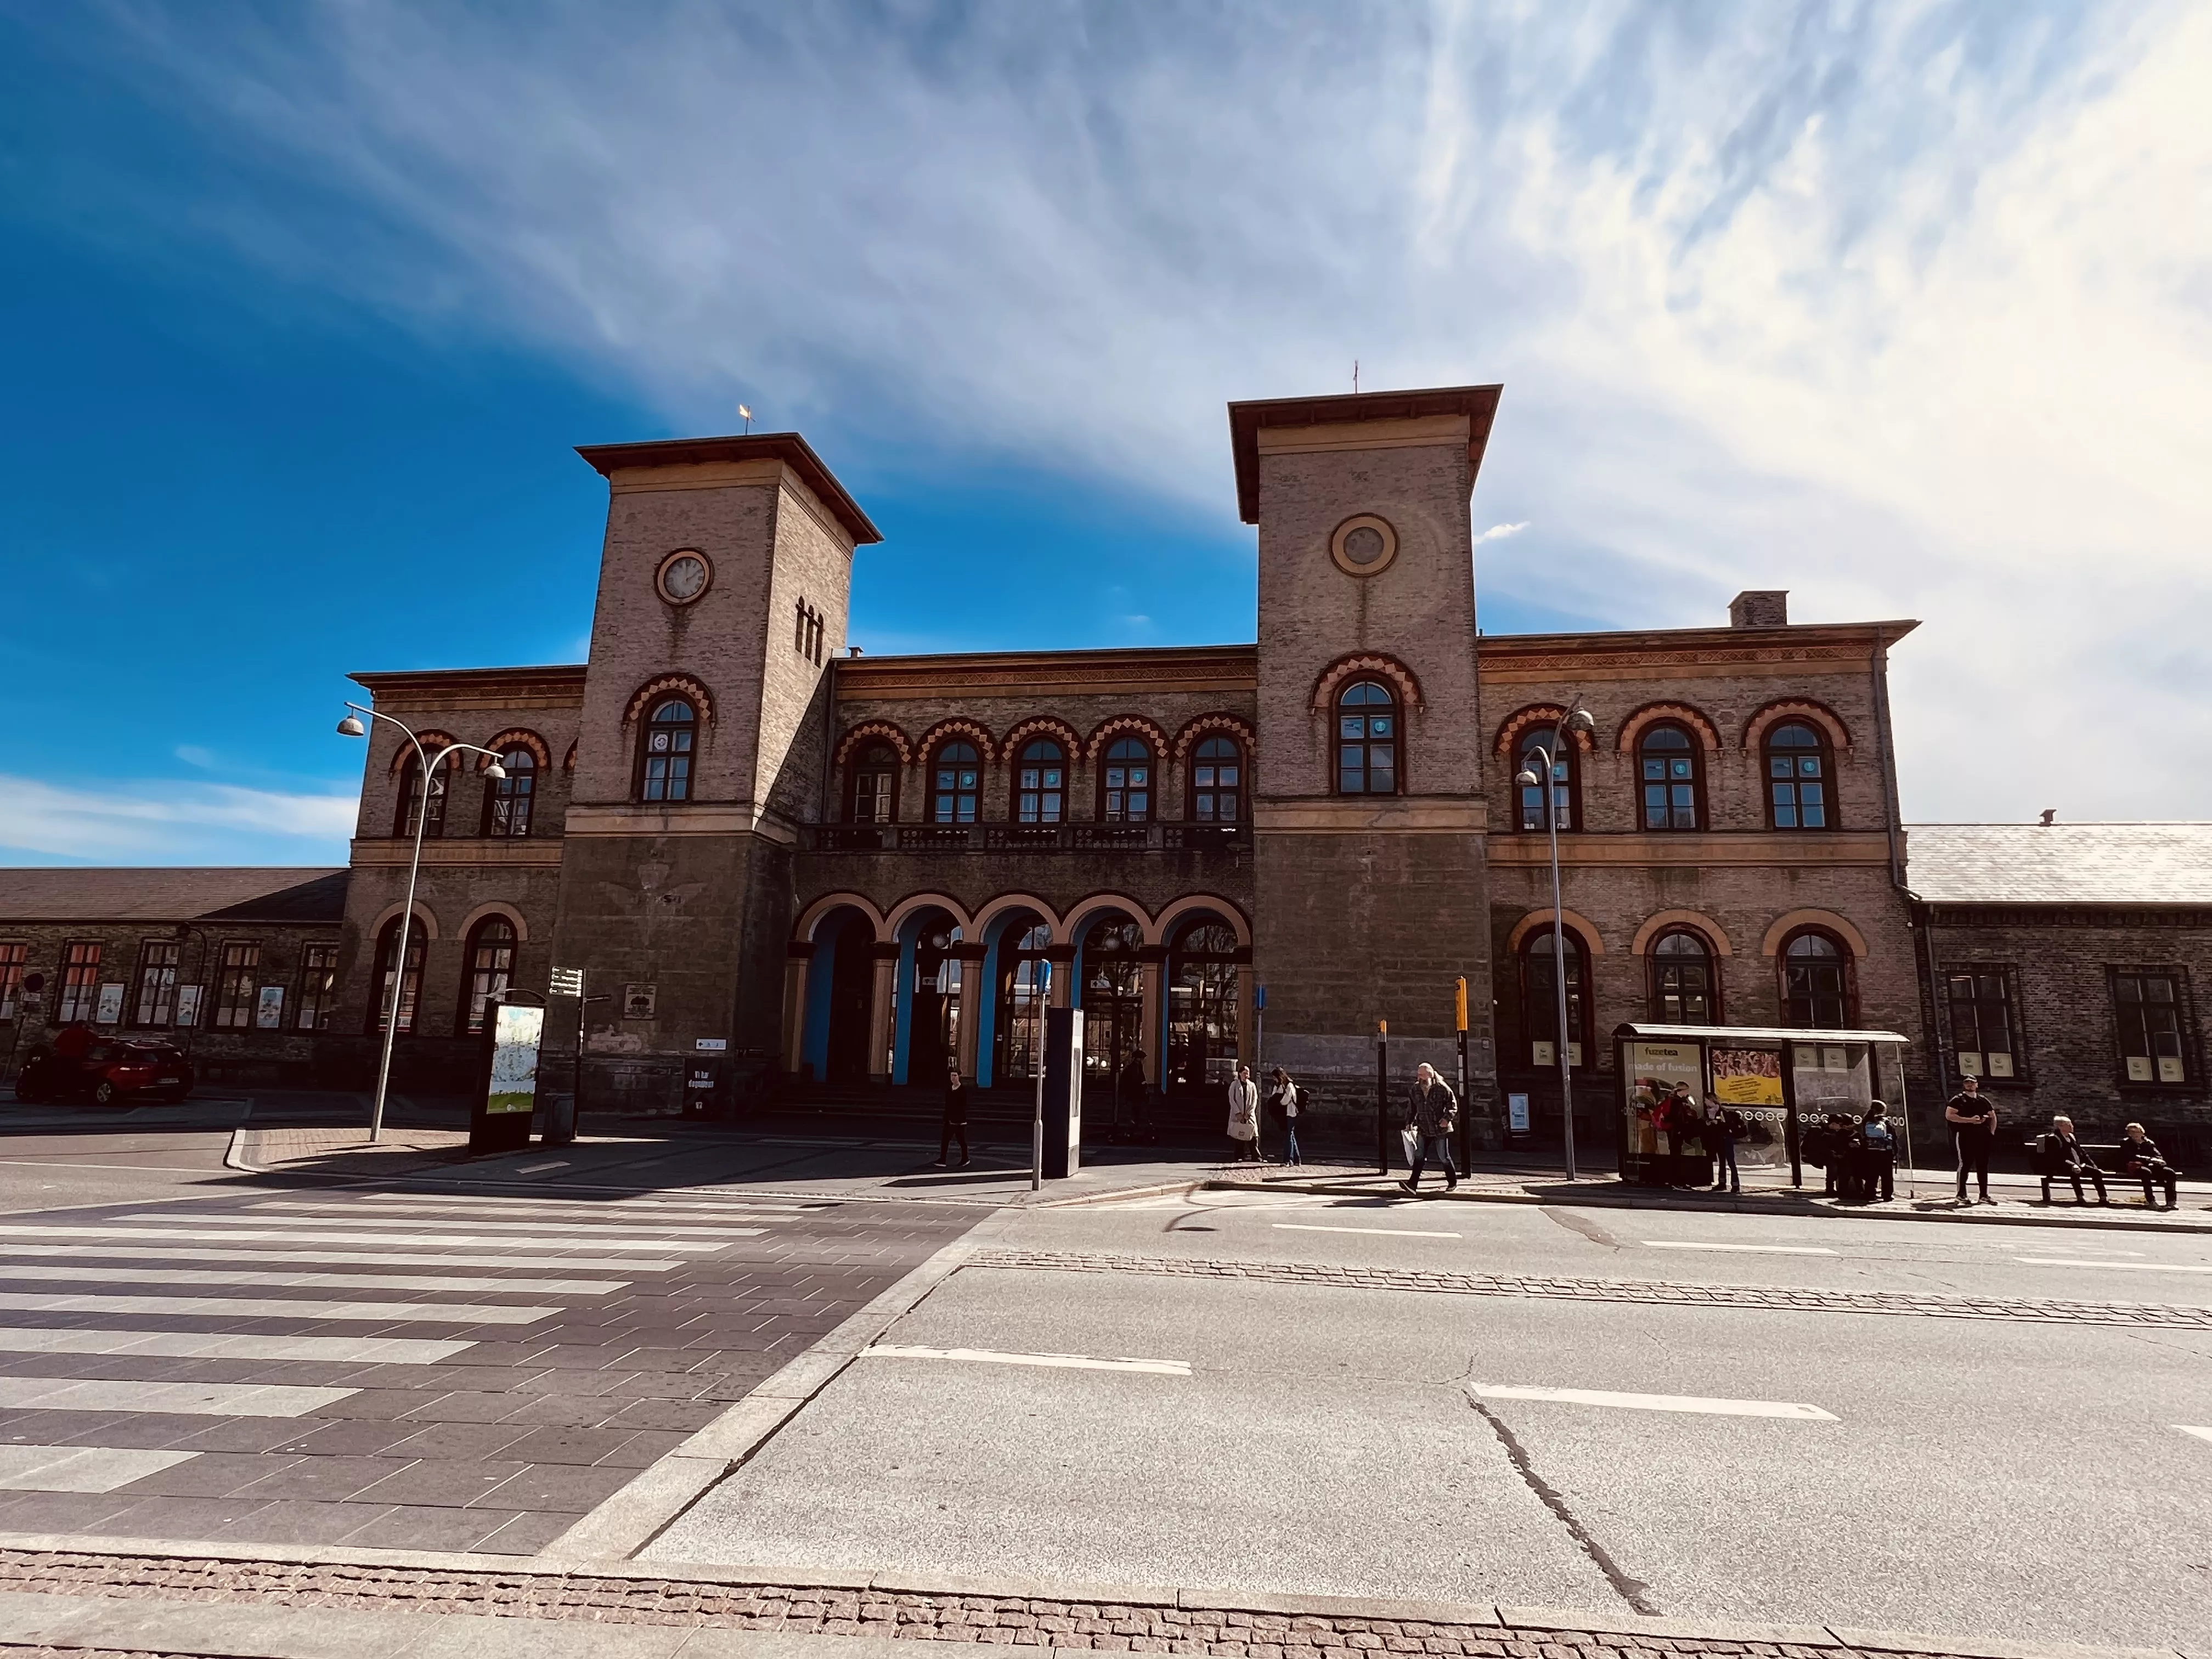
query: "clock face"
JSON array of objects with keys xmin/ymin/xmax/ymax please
[{"xmin": 657, "ymin": 552, "xmax": 710, "ymax": 604}]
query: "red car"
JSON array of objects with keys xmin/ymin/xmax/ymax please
[{"xmin": 13, "ymin": 1040, "xmax": 195, "ymax": 1106}]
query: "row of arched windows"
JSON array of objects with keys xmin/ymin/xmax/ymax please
[
  {"xmin": 393, "ymin": 747, "xmax": 545, "ymax": 839},
  {"xmin": 366, "ymin": 914, "xmax": 518, "ymax": 1037},
  {"xmin": 1513, "ymin": 717, "xmax": 1835, "ymax": 833},
  {"xmin": 1514, "ymin": 923, "xmax": 1858, "ymax": 1067},
  {"xmin": 846, "ymin": 732, "xmax": 1245, "ymax": 825}
]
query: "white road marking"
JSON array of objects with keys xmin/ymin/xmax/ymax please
[
  {"xmin": 298, "ymin": 1195, "xmax": 783, "ymax": 1221},
  {"xmin": 516, "ymin": 1161, "xmax": 569, "ymax": 1175},
  {"xmin": 0, "ymin": 1290, "xmax": 557, "ymax": 1324},
  {"xmin": 0, "ymin": 1328, "xmax": 471, "ymax": 1363},
  {"xmin": 1274, "ymin": 1223, "xmax": 1462, "ymax": 1239},
  {"xmin": 0, "ymin": 1243, "xmax": 679, "ymax": 1272},
  {"xmin": 1642, "ymin": 1242, "xmax": 1838, "ymax": 1256},
  {"xmin": 2177, "ymin": 1426, "xmax": 2212, "ymax": 1444},
  {"xmin": 0, "ymin": 1444, "xmax": 198, "ymax": 1493},
  {"xmin": 2016, "ymin": 1258, "xmax": 2212, "ymax": 1274},
  {"xmin": 0, "ymin": 1160, "xmax": 227, "ymax": 1175},
  {"xmin": 1472, "ymin": 1384, "xmax": 1838, "ymax": 1420},
  {"xmin": 121, "ymin": 1211, "xmax": 753, "ymax": 1239},
  {"xmin": 864, "ymin": 1344, "xmax": 1191, "ymax": 1376},
  {"xmin": 0, "ymin": 1224, "xmax": 729, "ymax": 1252},
  {"xmin": 0, "ymin": 1265, "xmax": 622, "ymax": 1295},
  {"xmin": 0, "ymin": 1376, "xmax": 356, "ymax": 1416}
]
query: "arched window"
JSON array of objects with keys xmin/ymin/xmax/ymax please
[
  {"xmin": 1336, "ymin": 680, "xmax": 1398, "ymax": 795},
  {"xmin": 847, "ymin": 742, "xmax": 899, "ymax": 823},
  {"xmin": 482, "ymin": 749, "xmax": 536, "ymax": 838},
  {"xmin": 1522, "ymin": 928, "xmax": 1590, "ymax": 1068},
  {"xmin": 639, "ymin": 699, "xmax": 696, "ymax": 803},
  {"xmin": 1780, "ymin": 930, "xmax": 1853, "ymax": 1029},
  {"xmin": 1649, "ymin": 929, "xmax": 1716, "ymax": 1024},
  {"xmin": 1516, "ymin": 730, "xmax": 1573, "ymax": 832},
  {"xmin": 1637, "ymin": 724, "xmax": 1701, "ymax": 831},
  {"xmin": 1080, "ymin": 916, "xmax": 1146, "ymax": 1085},
  {"xmin": 393, "ymin": 753, "xmax": 450, "ymax": 839},
  {"xmin": 1014, "ymin": 738, "xmax": 1066, "ymax": 823},
  {"xmin": 994, "ymin": 919, "xmax": 1053, "ymax": 1085},
  {"xmin": 1189, "ymin": 736, "xmax": 1243, "ymax": 822},
  {"xmin": 461, "ymin": 917, "xmax": 516, "ymax": 1035},
  {"xmin": 1100, "ymin": 737, "xmax": 1154, "ymax": 822},
  {"xmin": 368, "ymin": 918, "xmax": 426, "ymax": 1035},
  {"xmin": 1167, "ymin": 918, "xmax": 1241, "ymax": 1094},
  {"xmin": 930, "ymin": 741, "xmax": 981, "ymax": 823},
  {"xmin": 1765, "ymin": 720, "xmax": 1831, "ymax": 831}
]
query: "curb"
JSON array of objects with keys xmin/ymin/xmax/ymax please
[
  {"xmin": 221, "ymin": 1126, "xmax": 258, "ymax": 1174},
  {"xmin": 0, "ymin": 1537, "xmax": 2183, "ymax": 1659},
  {"xmin": 1199, "ymin": 1175, "xmax": 2212, "ymax": 1235},
  {"xmin": 537, "ymin": 1207, "xmax": 1025, "ymax": 1561}
]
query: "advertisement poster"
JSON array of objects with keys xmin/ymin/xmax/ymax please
[
  {"xmin": 94, "ymin": 983, "xmax": 125, "ymax": 1025},
  {"xmin": 1625, "ymin": 1041, "xmax": 1703, "ymax": 1158},
  {"xmin": 1507, "ymin": 1093, "xmax": 1530, "ymax": 1133},
  {"xmin": 174, "ymin": 985, "xmax": 202, "ymax": 1027},
  {"xmin": 1711, "ymin": 1047, "xmax": 1784, "ymax": 1106},
  {"xmin": 255, "ymin": 986, "xmax": 285, "ymax": 1029},
  {"xmin": 486, "ymin": 1004, "xmax": 545, "ymax": 1115}
]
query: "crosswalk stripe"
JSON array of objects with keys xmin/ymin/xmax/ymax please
[
  {"xmin": 251, "ymin": 1199, "xmax": 783, "ymax": 1225},
  {"xmin": 0, "ymin": 1243, "xmax": 680, "ymax": 1272},
  {"xmin": 0, "ymin": 1328, "xmax": 472, "ymax": 1363},
  {"xmin": 113, "ymin": 1212, "xmax": 755, "ymax": 1241},
  {"xmin": 2179, "ymin": 1425, "xmax": 2212, "ymax": 1444},
  {"xmin": 0, "ymin": 1444, "xmax": 198, "ymax": 1493},
  {"xmin": 1472, "ymin": 1384, "xmax": 1837, "ymax": 1420},
  {"xmin": 0, "ymin": 1265, "xmax": 624, "ymax": 1295},
  {"xmin": 0, "ymin": 1225, "xmax": 729, "ymax": 1252},
  {"xmin": 345, "ymin": 1193, "xmax": 799, "ymax": 1216},
  {"xmin": 0, "ymin": 1376, "xmax": 354, "ymax": 1417},
  {"xmin": 0, "ymin": 1290, "xmax": 557, "ymax": 1324}
]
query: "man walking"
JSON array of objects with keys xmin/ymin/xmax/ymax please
[
  {"xmin": 934, "ymin": 1068, "xmax": 970, "ymax": 1169},
  {"xmin": 1946, "ymin": 1073, "xmax": 1997, "ymax": 1204},
  {"xmin": 1226, "ymin": 1064, "xmax": 1261, "ymax": 1162},
  {"xmin": 1400, "ymin": 1063, "xmax": 1459, "ymax": 1193}
]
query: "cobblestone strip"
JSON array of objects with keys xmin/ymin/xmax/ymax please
[
  {"xmin": 0, "ymin": 1551, "xmax": 2014, "ymax": 1659},
  {"xmin": 970, "ymin": 1249, "xmax": 2212, "ymax": 1329}
]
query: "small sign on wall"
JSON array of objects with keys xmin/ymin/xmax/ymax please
[
  {"xmin": 694, "ymin": 1037, "xmax": 727, "ymax": 1051},
  {"xmin": 94, "ymin": 984, "xmax": 125, "ymax": 1025},
  {"xmin": 1507, "ymin": 1093, "xmax": 1530, "ymax": 1133},
  {"xmin": 623, "ymin": 984, "xmax": 657, "ymax": 1020},
  {"xmin": 174, "ymin": 985, "xmax": 202, "ymax": 1028},
  {"xmin": 255, "ymin": 986, "xmax": 285, "ymax": 1029}
]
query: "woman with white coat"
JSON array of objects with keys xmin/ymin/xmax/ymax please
[{"xmin": 1225, "ymin": 1064, "xmax": 1261, "ymax": 1162}]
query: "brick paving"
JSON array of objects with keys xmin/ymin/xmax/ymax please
[
  {"xmin": 0, "ymin": 1190, "xmax": 977, "ymax": 1553},
  {"xmin": 974, "ymin": 1249, "xmax": 2212, "ymax": 1328},
  {"xmin": 0, "ymin": 1551, "xmax": 2015, "ymax": 1659}
]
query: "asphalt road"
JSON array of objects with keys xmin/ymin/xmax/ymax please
[{"xmin": 650, "ymin": 1187, "xmax": 2212, "ymax": 1652}]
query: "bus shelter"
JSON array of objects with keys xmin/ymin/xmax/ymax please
[{"xmin": 1612, "ymin": 1022, "xmax": 1913, "ymax": 1191}]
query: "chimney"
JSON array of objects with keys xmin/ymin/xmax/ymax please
[{"xmin": 1729, "ymin": 590, "xmax": 1789, "ymax": 629}]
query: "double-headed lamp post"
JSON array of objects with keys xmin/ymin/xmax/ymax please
[
  {"xmin": 337, "ymin": 703, "xmax": 507, "ymax": 1143},
  {"xmin": 1515, "ymin": 705, "xmax": 1596, "ymax": 1180}
]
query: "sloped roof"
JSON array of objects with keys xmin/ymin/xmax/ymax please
[
  {"xmin": 1906, "ymin": 825, "xmax": 2212, "ymax": 906},
  {"xmin": 0, "ymin": 868, "xmax": 347, "ymax": 924}
]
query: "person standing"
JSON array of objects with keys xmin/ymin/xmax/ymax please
[
  {"xmin": 1226, "ymin": 1064, "xmax": 1261, "ymax": 1163},
  {"xmin": 1857, "ymin": 1102, "xmax": 1898, "ymax": 1202},
  {"xmin": 934, "ymin": 1068, "xmax": 970, "ymax": 1168},
  {"xmin": 2036, "ymin": 1115, "xmax": 2107, "ymax": 1205},
  {"xmin": 1707, "ymin": 1099, "xmax": 1744, "ymax": 1195},
  {"xmin": 2115, "ymin": 1122, "xmax": 2181, "ymax": 1209},
  {"xmin": 1400, "ymin": 1063, "xmax": 1459, "ymax": 1193},
  {"xmin": 1267, "ymin": 1067, "xmax": 1304, "ymax": 1167},
  {"xmin": 1121, "ymin": 1049, "xmax": 1149, "ymax": 1143},
  {"xmin": 1946, "ymin": 1073, "xmax": 1997, "ymax": 1204}
]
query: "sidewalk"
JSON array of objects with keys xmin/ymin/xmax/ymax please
[{"xmin": 0, "ymin": 1538, "xmax": 2176, "ymax": 1659}]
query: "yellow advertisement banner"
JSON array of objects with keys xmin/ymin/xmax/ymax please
[{"xmin": 1711, "ymin": 1046, "xmax": 1784, "ymax": 1107}]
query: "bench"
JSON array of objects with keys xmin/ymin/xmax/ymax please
[{"xmin": 2024, "ymin": 1140, "xmax": 2182, "ymax": 1207}]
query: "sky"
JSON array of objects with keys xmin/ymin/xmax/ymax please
[{"xmin": 1, "ymin": 0, "xmax": 2208, "ymax": 867}]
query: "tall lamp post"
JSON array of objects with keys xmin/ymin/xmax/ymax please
[
  {"xmin": 337, "ymin": 703, "xmax": 507, "ymax": 1143},
  {"xmin": 1514, "ymin": 705, "xmax": 1595, "ymax": 1180}
]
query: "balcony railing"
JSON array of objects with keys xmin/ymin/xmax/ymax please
[{"xmin": 809, "ymin": 822, "xmax": 1249, "ymax": 853}]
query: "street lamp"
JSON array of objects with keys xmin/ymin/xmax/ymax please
[
  {"xmin": 1515, "ymin": 703, "xmax": 1595, "ymax": 1180},
  {"xmin": 337, "ymin": 702, "xmax": 506, "ymax": 1143}
]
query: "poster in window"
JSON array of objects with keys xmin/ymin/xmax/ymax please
[
  {"xmin": 486, "ymin": 1003, "xmax": 545, "ymax": 1115},
  {"xmin": 2158, "ymin": 1057, "xmax": 2185, "ymax": 1082},
  {"xmin": 1625, "ymin": 1041, "xmax": 1702, "ymax": 1158},
  {"xmin": 174, "ymin": 985, "xmax": 202, "ymax": 1028},
  {"xmin": 1987, "ymin": 1052, "xmax": 2015, "ymax": 1078},
  {"xmin": 94, "ymin": 983, "xmax": 125, "ymax": 1024},
  {"xmin": 255, "ymin": 986, "xmax": 285, "ymax": 1029},
  {"xmin": 2126, "ymin": 1056, "xmax": 2152, "ymax": 1081},
  {"xmin": 1711, "ymin": 1046, "xmax": 1784, "ymax": 1106}
]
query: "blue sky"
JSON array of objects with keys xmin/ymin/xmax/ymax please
[{"xmin": 2, "ymin": 1, "xmax": 2207, "ymax": 865}]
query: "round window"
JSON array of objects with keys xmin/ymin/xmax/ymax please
[{"xmin": 1329, "ymin": 515, "xmax": 1398, "ymax": 578}]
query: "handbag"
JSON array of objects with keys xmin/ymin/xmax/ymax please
[{"xmin": 1400, "ymin": 1126, "xmax": 1421, "ymax": 1166}]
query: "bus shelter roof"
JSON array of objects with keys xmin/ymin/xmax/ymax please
[{"xmin": 1614, "ymin": 1023, "xmax": 1911, "ymax": 1047}]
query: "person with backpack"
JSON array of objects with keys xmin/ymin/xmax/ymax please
[
  {"xmin": 1856, "ymin": 1101, "xmax": 1898, "ymax": 1201},
  {"xmin": 1706, "ymin": 1098, "xmax": 1745, "ymax": 1195},
  {"xmin": 1266, "ymin": 1066, "xmax": 1304, "ymax": 1167}
]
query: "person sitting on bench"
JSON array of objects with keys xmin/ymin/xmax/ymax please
[
  {"xmin": 2036, "ymin": 1115, "xmax": 2107, "ymax": 1205},
  {"xmin": 2116, "ymin": 1123, "xmax": 2181, "ymax": 1210}
]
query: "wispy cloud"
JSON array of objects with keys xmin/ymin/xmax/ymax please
[
  {"xmin": 1476, "ymin": 523, "xmax": 1530, "ymax": 544},
  {"xmin": 0, "ymin": 775, "xmax": 358, "ymax": 864},
  {"xmin": 38, "ymin": 1, "xmax": 2212, "ymax": 819}
]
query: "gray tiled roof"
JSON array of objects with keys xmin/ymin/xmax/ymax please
[
  {"xmin": 1906, "ymin": 824, "xmax": 2212, "ymax": 906},
  {"xmin": 0, "ymin": 868, "xmax": 347, "ymax": 924}
]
